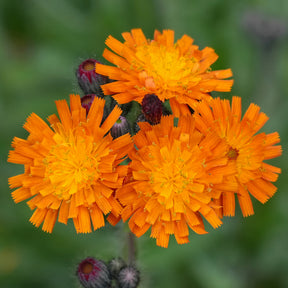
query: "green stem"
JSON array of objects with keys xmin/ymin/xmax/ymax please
[{"xmin": 127, "ymin": 231, "xmax": 136, "ymax": 265}]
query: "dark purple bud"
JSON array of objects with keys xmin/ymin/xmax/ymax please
[
  {"xmin": 141, "ymin": 94, "xmax": 163, "ymax": 124},
  {"xmin": 81, "ymin": 94, "xmax": 109, "ymax": 126},
  {"xmin": 76, "ymin": 59, "xmax": 109, "ymax": 95},
  {"xmin": 76, "ymin": 257, "xmax": 111, "ymax": 288},
  {"xmin": 81, "ymin": 94, "xmax": 97, "ymax": 114}
]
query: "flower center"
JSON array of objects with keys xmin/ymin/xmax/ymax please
[
  {"xmin": 135, "ymin": 44, "xmax": 199, "ymax": 96},
  {"xmin": 227, "ymin": 147, "xmax": 239, "ymax": 160},
  {"xmin": 148, "ymin": 143, "xmax": 201, "ymax": 205},
  {"xmin": 44, "ymin": 132, "xmax": 100, "ymax": 200}
]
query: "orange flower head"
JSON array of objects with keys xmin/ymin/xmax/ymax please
[
  {"xmin": 96, "ymin": 29, "xmax": 234, "ymax": 116},
  {"xmin": 8, "ymin": 95, "xmax": 133, "ymax": 233},
  {"xmin": 116, "ymin": 115, "xmax": 236, "ymax": 248},
  {"xmin": 194, "ymin": 96, "xmax": 282, "ymax": 217}
]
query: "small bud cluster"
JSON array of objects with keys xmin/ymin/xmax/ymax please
[
  {"xmin": 76, "ymin": 58, "xmax": 110, "ymax": 119},
  {"xmin": 76, "ymin": 257, "xmax": 140, "ymax": 288},
  {"xmin": 76, "ymin": 58, "xmax": 120, "ymax": 130},
  {"xmin": 76, "ymin": 59, "xmax": 173, "ymax": 137}
]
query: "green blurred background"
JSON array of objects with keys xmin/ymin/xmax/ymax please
[{"xmin": 0, "ymin": 0, "xmax": 287, "ymax": 287}]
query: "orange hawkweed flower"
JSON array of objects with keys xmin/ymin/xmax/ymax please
[
  {"xmin": 194, "ymin": 96, "xmax": 282, "ymax": 217},
  {"xmin": 116, "ymin": 116, "xmax": 236, "ymax": 248},
  {"xmin": 96, "ymin": 29, "xmax": 234, "ymax": 116},
  {"xmin": 8, "ymin": 95, "xmax": 133, "ymax": 233}
]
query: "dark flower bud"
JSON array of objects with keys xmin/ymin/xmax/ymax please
[
  {"xmin": 108, "ymin": 257, "xmax": 126, "ymax": 279},
  {"xmin": 118, "ymin": 265, "xmax": 140, "ymax": 288},
  {"xmin": 76, "ymin": 59, "xmax": 109, "ymax": 95},
  {"xmin": 81, "ymin": 94, "xmax": 108, "ymax": 124},
  {"xmin": 81, "ymin": 94, "xmax": 97, "ymax": 114},
  {"xmin": 141, "ymin": 94, "xmax": 163, "ymax": 124},
  {"xmin": 76, "ymin": 257, "xmax": 111, "ymax": 288},
  {"xmin": 110, "ymin": 116, "xmax": 130, "ymax": 139}
]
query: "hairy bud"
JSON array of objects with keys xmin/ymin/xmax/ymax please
[
  {"xmin": 76, "ymin": 257, "xmax": 111, "ymax": 288},
  {"xmin": 76, "ymin": 59, "xmax": 109, "ymax": 95},
  {"xmin": 110, "ymin": 116, "xmax": 130, "ymax": 139},
  {"xmin": 118, "ymin": 265, "xmax": 140, "ymax": 288}
]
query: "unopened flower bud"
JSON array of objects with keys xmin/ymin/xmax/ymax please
[
  {"xmin": 81, "ymin": 94, "xmax": 97, "ymax": 114},
  {"xmin": 141, "ymin": 94, "xmax": 163, "ymax": 124},
  {"xmin": 81, "ymin": 94, "xmax": 108, "ymax": 125},
  {"xmin": 110, "ymin": 116, "xmax": 130, "ymax": 139},
  {"xmin": 76, "ymin": 257, "xmax": 111, "ymax": 288},
  {"xmin": 76, "ymin": 59, "xmax": 109, "ymax": 95},
  {"xmin": 118, "ymin": 265, "xmax": 140, "ymax": 288},
  {"xmin": 108, "ymin": 257, "xmax": 126, "ymax": 279}
]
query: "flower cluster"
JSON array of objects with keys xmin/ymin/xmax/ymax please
[
  {"xmin": 8, "ymin": 29, "xmax": 282, "ymax": 248},
  {"xmin": 76, "ymin": 256, "xmax": 139, "ymax": 288}
]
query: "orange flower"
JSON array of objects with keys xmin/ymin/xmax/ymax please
[
  {"xmin": 8, "ymin": 95, "xmax": 133, "ymax": 233},
  {"xmin": 96, "ymin": 29, "xmax": 233, "ymax": 116},
  {"xmin": 116, "ymin": 115, "xmax": 236, "ymax": 248},
  {"xmin": 194, "ymin": 96, "xmax": 282, "ymax": 217}
]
